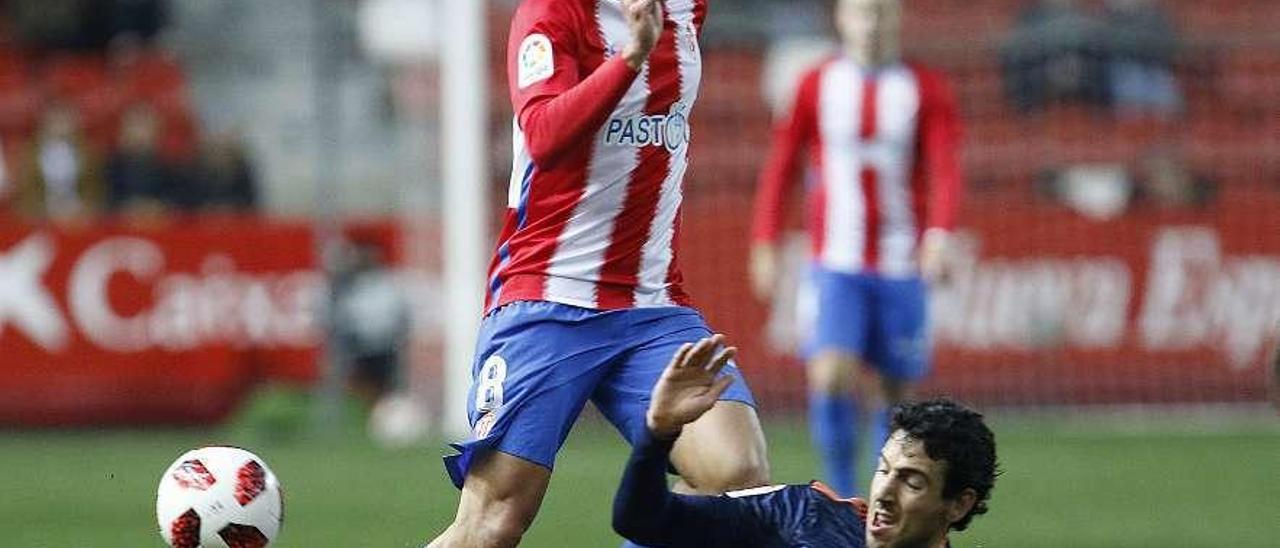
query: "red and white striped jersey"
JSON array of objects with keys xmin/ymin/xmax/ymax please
[
  {"xmin": 751, "ymin": 57, "xmax": 964, "ymax": 277},
  {"xmin": 486, "ymin": 0, "xmax": 708, "ymax": 313}
]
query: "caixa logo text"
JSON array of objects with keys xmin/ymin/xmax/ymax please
[
  {"xmin": 0, "ymin": 234, "xmax": 322, "ymax": 353},
  {"xmin": 604, "ymin": 107, "xmax": 690, "ymax": 152}
]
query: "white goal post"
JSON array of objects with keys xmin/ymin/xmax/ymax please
[{"xmin": 439, "ymin": 0, "xmax": 489, "ymax": 439}]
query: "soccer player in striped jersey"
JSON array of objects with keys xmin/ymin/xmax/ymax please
[
  {"xmin": 749, "ymin": 0, "xmax": 964, "ymax": 497},
  {"xmin": 429, "ymin": 1, "xmax": 770, "ymax": 546},
  {"xmin": 613, "ymin": 335, "xmax": 997, "ymax": 548}
]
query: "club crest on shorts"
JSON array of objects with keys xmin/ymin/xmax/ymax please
[
  {"xmin": 473, "ymin": 411, "xmax": 499, "ymax": 439},
  {"xmin": 518, "ymin": 33, "xmax": 554, "ymax": 89}
]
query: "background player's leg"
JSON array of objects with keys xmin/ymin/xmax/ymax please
[
  {"xmin": 808, "ymin": 269, "xmax": 873, "ymax": 496},
  {"xmin": 862, "ymin": 275, "xmax": 929, "ymax": 485},
  {"xmin": 872, "ymin": 375, "xmax": 908, "ymax": 450},
  {"xmin": 807, "ymin": 349, "xmax": 861, "ymax": 497},
  {"xmin": 851, "ymin": 363, "xmax": 891, "ymax": 488},
  {"xmin": 429, "ymin": 452, "xmax": 549, "ymax": 548}
]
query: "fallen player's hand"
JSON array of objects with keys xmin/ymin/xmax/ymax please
[{"xmin": 646, "ymin": 335, "xmax": 737, "ymax": 439}]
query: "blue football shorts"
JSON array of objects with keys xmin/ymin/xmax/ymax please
[
  {"xmin": 807, "ymin": 267, "xmax": 931, "ymax": 382},
  {"xmin": 443, "ymin": 301, "xmax": 756, "ymax": 488}
]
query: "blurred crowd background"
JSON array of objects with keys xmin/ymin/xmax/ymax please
[
  {"xmin": 0, "ymin": 2, "xmax": 1276, "ymax": 546},
  {"xmin": 0, "ymin": 0, "xmax": 1276, "ymax": 428},
  {"xmin": 3, "ymin": 0, "xmax": 1274, "ymax": 222}
]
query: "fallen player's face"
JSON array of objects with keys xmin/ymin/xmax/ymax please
[{"xmin": 865, "ymin": 432, "xmax": 957, "ymax": 548}]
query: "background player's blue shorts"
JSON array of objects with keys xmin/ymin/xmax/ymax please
[
  {"xmin": 443, "ymin": 301, "xmax": 756, "ymax": 488},
  {"xmin": 809, "ymin": 267, "xmax": 930, "ymax": 382}
]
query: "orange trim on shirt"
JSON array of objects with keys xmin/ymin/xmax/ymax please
[{"xmin": 809, "ymin": 480, "xmax": 869, "ymax": 520}]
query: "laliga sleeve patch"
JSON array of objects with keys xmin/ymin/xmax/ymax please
[{"xmin": 517, "ymin": 33, "xmax": 555, "ymax": 89}]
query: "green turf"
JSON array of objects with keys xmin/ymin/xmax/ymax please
[{"xmin": 2, "ymin": 409, "xmax": 1278, "ymax": 547}]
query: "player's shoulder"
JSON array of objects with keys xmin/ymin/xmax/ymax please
[
  {"xmin": 800, "ymin": 482, "xmax": 870, "ymax": 545},
  {"xmin": 902, "ymin": 60, "xmax": 955, "ymax": 89},
  {"xmin": 512, "ymin": 0, "xmax": 592, "ymax": 30},
  {"xmin": 805, "ymin": 55, "xmax": 845, "ymax": 78},
  {"xmin": 794, "ymin": 55, "xmax": 843, "ymax": 92}
]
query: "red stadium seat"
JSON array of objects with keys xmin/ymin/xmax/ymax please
[
  {"xmin": 117, "ymin": 49, "xmax": 187, "ymax": 101},
  {"xmin": 42, "ymin": 54, "xmax": 109, "ymax": 99}
]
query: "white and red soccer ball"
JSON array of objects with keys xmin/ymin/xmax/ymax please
[{"xmin": 156, "ymin": 447, "xmax": 283, "ymax": 547}]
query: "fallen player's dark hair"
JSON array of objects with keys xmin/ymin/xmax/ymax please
[{"xmin": 890, "ymin": 398, "xmax": 998, "ymax": 531}]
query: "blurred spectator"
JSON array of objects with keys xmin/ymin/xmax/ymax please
[
  {"xmin": 1130, "ymin": 146, "xmax": 1215, "ymax": 209},
  {"xmin": 10, "ymin": 102, "xmax": 105, "ymax": 219},
  {"xmin": 1002, "ymin": 0, "xmax": 1111, "ymax": 112},
  {"xmin": 7, "ymin": 0, "xmax": 89, "ymax": 50},
  {"xmin": 109, "ymin": 0, "xmax": 170, "ymax": 44},
  {"xmin": 333, "ymin": 237, "xmax": 410, "ymax": 405},
  {"xmin": 105, "ymin": 102, "xmax": 180, "ymax": 214},
  {"xmin": 6, "ymin": 0, "xmax": 169, "ymax": 50},
  {"xmin": 191, "ymin": 132, "xmax": 259, "ymax": 212},
  {"xmin": 1002, "ymin": 0, "xmax": 1183, "ymax": 116},
  {"xmin": 1104, "ymin": 0, "xmax": 1182, "ymax": 117},
  {"xmin": 1035, "ymin": 163, "xmax": 1132, "ymax": 220},
  {"xmin": 1036, "ymin": 147, "xmax": 1214, "ymax": 218}
]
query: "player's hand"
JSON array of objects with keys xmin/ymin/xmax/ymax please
[
  {"xmin": 621, "ymin": 0, "xmax": 664, "ymax": 70},
  {"xmin": 646, "ymin": 335, "xmax": 737, "ymax": 439},
  {"xmin": 919, "ymin": 229, "xmax": 953, "ymax": 286},
  {"xmin": 750, "ymin": 243, "xmax": 778, "ymax": 302}
]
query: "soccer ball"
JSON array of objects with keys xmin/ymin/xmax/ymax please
[{"xmin": 156, "ymin": 447, "xmax": 283, "ymax": 547}]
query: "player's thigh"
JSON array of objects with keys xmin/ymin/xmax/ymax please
[
  {"xmin": 811, "ymin": 267, "xmax": 874, "ymax": 359},
  {"xmin": 670, "ymin": 400, "xmax": 771, "ymax": 492},
  {"xmin": 444, "ymin": 302, "xmax": 621, "ymax": 488},
  {"xmin": 592, "ymin": 309, "xmax": 768, "ymax": 490},
  {"xmin": 591, "ymin": 309, "xmax": 756, "ymax": 442},
  {"xmin": 867, "ymin": 276, "xmax": 930, "ymax": 382}
]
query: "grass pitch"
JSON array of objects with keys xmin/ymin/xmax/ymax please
[{"xmin": 2, "ymin": 400, "xmax": 1278, "ymax": 547}]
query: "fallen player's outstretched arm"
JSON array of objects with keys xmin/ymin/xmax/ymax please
[
  {"xmin": 613, "ymin": 336, "xmax": 774, "ymax": 546},
  {"xmin": 612, "ymin": 428, "xmax": 768, "ymax": 546}
]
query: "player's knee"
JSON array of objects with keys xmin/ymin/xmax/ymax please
[
  {"xmin": 809, "ymin": 351, "xmax": 858, "ymax": 394},
  {"xmin": 472, "ymin": 516, "xmax": 530, "ymax": 547},
  {"xmin": 704, "ymin": 444, "xmax": 771, "ymax": 492},
  {"xmin": 448, "ymin": 455, "xmax": 547, "ymax": 547},
  {"xmin": 452, "ymin": 499, "xmax": 536, "ymax": 547},
  {"xmin": 881, "ymin": 377, "xmax": 910, "ymax": 403},
  {"xmin": 730, "ymin": 451, "xmax": 772, "ymax": 490},
  {"xmin": 671, "ymin": 402, "xmax": 772, "ymax": 492}
]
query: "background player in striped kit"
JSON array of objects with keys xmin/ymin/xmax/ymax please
[
  {"xmin": 750, "ymin": 0, "xmax": 964, "ymax": 497},
  {"xmin": 429, "ymin": 1, "xmax": 770, "ymax": 546}
]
